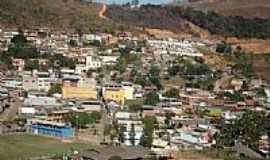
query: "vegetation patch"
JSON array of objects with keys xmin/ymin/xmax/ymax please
[{"xmin": 0, "ymin": 134, "xmax": 94, "ymax": 160}]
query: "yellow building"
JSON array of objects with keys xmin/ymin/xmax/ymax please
[
  {"xmin": 62, "ymin": 86, "xmax": 97, "ymax": 100},
  {"xmin": 103, "ymin": 84, "xmax": 125, "ymax": 105}
]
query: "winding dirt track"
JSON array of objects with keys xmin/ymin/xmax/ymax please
[{"xmin": 99, "ymin": 4, "xmax": 109, "ymax": 20}]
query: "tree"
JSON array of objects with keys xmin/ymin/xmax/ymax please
[
  {"xmin": 47, "ymin": 83, "xmax": 62, "ymax": 96},
  {"xmin": 144, "ymin": 91, "xmax": 160, "ymax": 105},
  {"xmin": 148, "ymin": 64, "xmax": 162, "ymax": 89},
  {"xmin": 134, "ymin": 73, "xmax": 148, "ymax": 87},
  {"xmin": 8, "ymin": 32, "xmax": 41, "ymax": 60},
  {"xmin": 168, "ymin": 65, "xmax": 180, "ymax": 76},
  {"xmin": 163, "ymin": 88, "xmax": 179, "ymax": 98},
  {"xmin": 69, "ymin": 39, "xmax": 78, "ymax": 47},
  {"xmin": 11, "ymin": 33, "xmax": 28, "ymax": 44},
  {"xmin": 89, "ymin": 40, "xmax": 102, "ymax": 47},
  {"xmin": 65, "ymin": 112, "xmax": 95, "ymax": 129},
  {"xmin": 140, "ymin": 116, "xmax": 157, "ymax": 147},
  {"xmin": 24, "ymin": 60, "xmax": 40, "ymax": 71},
  {"xmin": 216, "ymin": 42, "xmax": 232, "ymax": 54},
  {"xmin": 129, "ymin": 103, "xmax": 142, "ymax": 112},
  {"xmin": 181, "ymin": 7, "xmax": 270, "ymax": 39},
  {"xmin": 129, "ymin": 123, "xmax": 136, "ymax": 146},
  {"xmin": 164, "ymin": 112, "xmax": 174, "ymax": 129},
  {"xmin": 216, "ymin": 110, "xmax": 269, "ymax": 150},
  {"xmin": 48, "ymin": 54, "xmax": 75, "ymax": 69},
  {"xmin": 256, "ymin": 88, "xmax": 266, "ymax": 97},
  {"xmin": 90, "ymin": 111, "xmax": 102, "ymax": 122},
  {"xmin": 8, "ymin": 44, "xmax": 40, "ymax": 59},
  {"xmin": 223, "ymin": 91, "xmax": 244, "ymax": 102},
  {"xmin": 0, "ymin": 51, "xmax": 13, "ymax": 69},
  {"xmin": 119, "ymin": 125, "xmax": 126, "ymax": 143},
  {"xmin": 86, "ymin": 69, "xmax": 95, "ymax": 78},
  {"xmin": 149, "ymin": 64, "xmax": 160, "ymax": 79},
  {"xmin": 115, "ymin": 57, "xmax": 127, "ymax": 73}
]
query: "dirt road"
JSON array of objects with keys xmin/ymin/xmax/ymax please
[
  {"xmin": 99, "ymin": 4, "xmax": 109, "ymax": 20},
  {"xmin": 0, "ymin": 91, "xmax": 20, "ymax": 122}
]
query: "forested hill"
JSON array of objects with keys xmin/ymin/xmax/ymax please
[
  {"xmin": 0, "ymin": 0, "xmax": 102, "ymax": 31},
  {"xmin": 1, "ymin": 0, "xmax": 270, "ymax": 39},
  {"xmin": 188, "ymin": 0, "xmax": 270, "ymax": 19},
  {"xmin": 180, "ymin": 7, "xmax": 270, "ymax": 39},
  {"xmin": 105, "ymin": 5, "xmax": 188, "ymax": 33},
  {"xmin": 105, "ymin": 5, "xmax": 270, "ymax": 39}
]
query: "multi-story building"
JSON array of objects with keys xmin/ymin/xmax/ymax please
[
  {"xmin": 115, "ymin": 112, "xmax": 143, "ymax": 146},
  {"xmin": 22, "ymin": 71, "xmax": 52, "ymax": 92},
  {"xmin": 62, "ymin": 86, "xmax": 97, "ymax": 100},
  {"xmin": 0, "ymin": 78, "xmax": 22, "ymax": 89},
  {"xmin": 122, "ymin": 82, "xmax": 135, "ymax": 100},
  {"xmin": 103, "ymin": 83, "xmax": 125, "ymax": 105},
  {"xmin": 12, "ymin": 58, "xmax": 25, "ymax": 71},
  {"xmin": 28, "ymin": 119, "xmax": 74, "ymax": 138},
  {"xmin": 75, "ymin": 55, "xmax": 102, "ymax": 74},
  {"xmin": 62, "ymin": 77, "xmax": 97, "ymax": 100}
]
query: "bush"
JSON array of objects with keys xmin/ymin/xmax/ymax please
[{"xmin": 144, "ymin": 91, "xmax": 159, "ymax": 105}]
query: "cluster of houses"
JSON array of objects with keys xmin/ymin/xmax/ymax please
[{"xmin": 0, "ymin": 27, "xmax": 269, "ymax": 159}]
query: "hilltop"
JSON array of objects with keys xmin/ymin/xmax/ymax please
[
  {"xmin": 0, "ymin": 0, "xmax": 103, "ymax": 31},
  {"xmin": 105, "ymin": 5, "xmax": 188, "ymax": 33},
  {"xmin": 189, "ymin": 0, "xmax": 270, "ymax": 19}
]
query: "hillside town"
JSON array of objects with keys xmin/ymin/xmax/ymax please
[{"xmin": 0, "ymin": 26, "xmax": 269, "ymax": 160}]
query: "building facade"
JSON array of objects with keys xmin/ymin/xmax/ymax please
[
  {"xmin": 29, "ymin": 119, "xmax": 74, "ymax": 138},
  {"xmin": 103, "ymin": 83, "xmax": 125, "ymax": 105},
  {"xmin": 62, "ymin": 86, "xmax": 97, "ymax": 100}
]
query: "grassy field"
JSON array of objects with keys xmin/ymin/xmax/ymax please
[
  {"xmin": 0, "ymin": 134, "xmax": 95, "ymax": 160},
  {"xmin": 175, "ymin": 149, "xmax": 240, "ymax": 160}
]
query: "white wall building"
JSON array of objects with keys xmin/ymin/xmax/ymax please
[
  {"xmin": 122, "ymin": 82, "xmax": 134, "ymax": 100},
  {"xmin": 22, "ymin": 71, "xmax": 53, "ymax": 92},
  {"xmin": 76, "ymin": 55, "xmax": 102, "ymax": 74},
  {"xmin": 148, "ymin": 39, "xmax": 203, "ymax": 57}
]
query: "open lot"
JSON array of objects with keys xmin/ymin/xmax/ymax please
[
  {"xmin": 0, "ymin": 134, "xmax": 95, "ymax": 160},
  {"xmin": 174, "ymin": 149, "xmax": 238, "ymax": 160}
]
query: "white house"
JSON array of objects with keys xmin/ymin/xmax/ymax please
[
  {"xmin": 100, "ymin": 55, "xmax": 118, "ymax": 66},
  {"xmin": 122, "ymin": 82, "xmax": 134, "ymax": 100},
  {"xmin": 148, "ymin": 39, "xmax": 203, "ymax": 57},
  {"xmin": 76, "ymin": 55, "xmax": 102, "ymax": 74},
  {"xmin": 23, "ymin": 96, "xmax": 61, "ymax": 107},
  {"xmin": 22, "ymin": 71, "xmax": 53, "ymax": 92},
  {"xmin": 0, "ymin": 78, "xmax": 22, "ymax": 89},
  {"xmin": 83, "ymin": 34, "xmax": 102, "ymax": 43},
  {"xmin": 115, "ymin": 111, "xmax": 143, "ymax": 146}
]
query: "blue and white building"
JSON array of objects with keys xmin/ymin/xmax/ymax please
[{"xmin": 28, "ymin": 119, "xmax": 74, "ymax": 138}]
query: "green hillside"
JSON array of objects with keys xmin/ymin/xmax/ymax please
[{"xmin": 189, "ymin": 0, "xmax": 270, "ymax": 19}]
